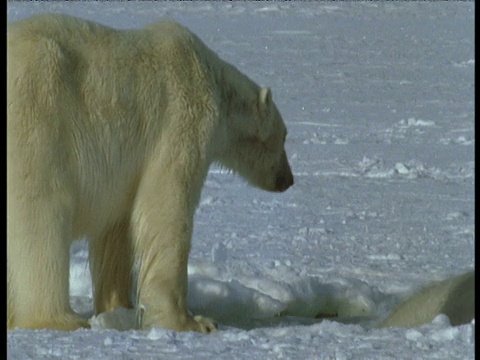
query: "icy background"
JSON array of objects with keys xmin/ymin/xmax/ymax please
[{"xmin": 7, "ymin": 2, "xmax": 474, "ymax": 359}]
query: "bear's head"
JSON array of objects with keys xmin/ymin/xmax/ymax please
[{"xmin": 218, "ymin": 87, "xmax": 294, "ymax": 193}]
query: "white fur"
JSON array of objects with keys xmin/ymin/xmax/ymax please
[
  {"xmin": 380, "ymin": 271, "xmax": 474, "ymax": 328},
  {"xmin": 7, "ymin": 14, "xmax": 293, "ymax": 332}
]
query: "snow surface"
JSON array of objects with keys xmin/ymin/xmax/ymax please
[{"xmin": 7, "ymin": 2, "xmax": 475, "ymax": 359}]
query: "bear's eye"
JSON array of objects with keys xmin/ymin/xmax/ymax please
[{"xmin": 244, "ymin": 134, "xmax": 279, "ymax": 151}]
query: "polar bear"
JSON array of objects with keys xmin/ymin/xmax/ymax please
[
  {"xmin": 380, "ymin": 271, "xmax": 474, "ymax": 328},
  {"xmin": 7, "ymin": 14, "xmax": 294, "ymax": 333}
]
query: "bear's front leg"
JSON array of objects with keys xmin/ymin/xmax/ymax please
[
  {"xmin": 90, "ymin": 217, "xmax": 134, "ymax": 314},
  {"xmin": 132, "ymin": 164, "xmax": 217, "ymax": 333}
]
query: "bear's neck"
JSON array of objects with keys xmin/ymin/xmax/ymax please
[{"xmin": 215, "ymin": 59, "xmax": 260, "ymax": 122}]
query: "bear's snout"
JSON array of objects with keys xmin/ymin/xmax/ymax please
[
  {"xmin": 273, "ymin": 151, "xmax": 294, "ymax": 192},
  {"xmin": 275, "ymin": 171, "xmax": 294, "ymax": 192}
]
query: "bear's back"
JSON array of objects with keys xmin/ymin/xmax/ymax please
[
  {"xmin": 8, "ymin": 14, "xmax": 134, "ymax": 61},
  {"xmin": 9, "ymin": 13, "xmax": 210, "ymax": 55},
  {"xmin": 8, "ymin": 14, "xmax": 219, "ymax": 82}
]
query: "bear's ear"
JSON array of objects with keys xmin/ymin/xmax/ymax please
[{"xmin": 258, "ymin": 87, "xmax": 272, "ymax": 114}]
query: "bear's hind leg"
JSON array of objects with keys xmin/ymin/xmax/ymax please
[
  {"xmin": 90, "ymin": 218, "xmax": 134, "ymax": 315},
  {"xmin": 7, "ymin": 262, "xmax": 16, "ymax": 329},
  {"xmin": 7, "ymin": 197, "xmax": 89, "ymax": 331},
  {"xmin": 131, "ymin": 161, "xmax": 217, "ymax": 333}
]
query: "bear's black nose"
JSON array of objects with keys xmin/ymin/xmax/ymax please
[{"xmin": 275, "ymin": 172, "xmax": 294, "ymax": 192}]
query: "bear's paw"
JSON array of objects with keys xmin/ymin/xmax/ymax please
[{"xmin": 191, "ymin": 315, "xmax": 218, "ymax": 334}]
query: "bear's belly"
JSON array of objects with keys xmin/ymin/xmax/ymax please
[{"xmin": 72, "ymin": 180, "xmax": 137, "ymax": 241}]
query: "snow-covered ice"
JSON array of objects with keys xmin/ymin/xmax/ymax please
[{"xmin": 7, "ymin": 2, "xmax": 474, "ymax": 359}]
